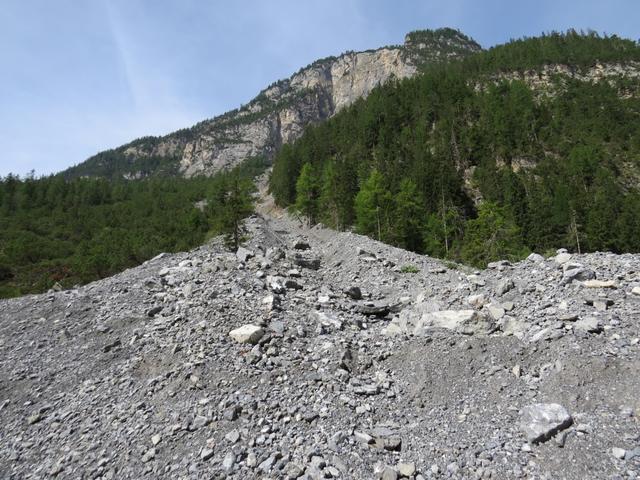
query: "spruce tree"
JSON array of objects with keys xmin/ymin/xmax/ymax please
[
  {"xmin": 393, "ymin": 179, "xmax": 425, "ymax": 252},
  {"xmin": 294, "ymin": 163, "xmax": 319, "ymax": 225},
  {"xmin": 354, "ymin": 169, "xmax": 392, "ymax": 241},
  {"xmin": 319, "ymin": 159, "xmax": 340, "ymax": 229},
  {"xmin": 219, "ymin": 174, "xmax": 254, "ymax": 251},
  {"xmin": 461, "ymin": 201, "xmax": 528, "ymax": 267}
]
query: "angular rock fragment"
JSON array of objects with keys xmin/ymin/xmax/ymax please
[
  {"xmin": 574, "ymin": 317, "xmax": 602, "ymax": 333},
  {"xmin": 520, "ymin": 403, "xmax": 573, "ymax": 444},
  {"xmin": 582, "ymin": 279, "xmax": 617, "ymax": 288},
  {"xmin": 146, "ymin": 306, "xmax": 163, "ymax": 317},
  {"xmin": 292, "ymin": 255, "xmax": 321, "ymax": 270},
  {"xmin": 345, "ymin": 286, "xmax": 362, "ymax": 300},
  {"xmin": 415, "ymin": 310, "xmax": 494, "ymax": 336},
  {"xmin": 495, "ymin": 278, "xmax": 515, "ymax": 296},
  {"xmin": 485, "ymin": 303, "xmax": 505, "ymax": 320},
  {"xmin": 611, "ymin": 447, "xmax": 626, "ymax": 459},
  {"xmin": 236, "ymin": 247, "xmax": 254, "ymax": 263},
  {"xmin": 222, "ymin": 451, "xmax": 236, "ymax": 471},
  {"xmin": 561, "ymin": 264, "xmax": 596, "ymax": 285},
  {"xmin": 397, "ymin": 462, "xmax": 416, "ymax": 477},
  {"xmin": 380, "ymin": 466, "xmax": 398, "ymax": 480},
  {"xmin": 488, "ymin": 260, "xmax": 512, "ymax": 270},
  {"xmin": 229, "ymin": 324, "xmax": 264, "ymax": 344},
  {"xmin": 554, "ymin": 252, "xmax": 572, "ymax": 264},
  {"xmin": 200, "ymin": 447, "xmax": 214, "ymax": 461},
  {"xmin": 467, "ymin": 294, "xmax": 487, "ymax": 309},
  {"xmin": 527, "ymin": 253, "xmax": 545, "ymax": 263},
  {"xmin": 354, "ymin": 431, "xmax": 374, "ymax": 444},
  {"xmin": 357, "ymin": 303, "xmax": 393, "ymax": 316}
]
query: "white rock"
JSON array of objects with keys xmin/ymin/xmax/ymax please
[
  {"xmin": 229, "ymin": 325, "xmax": 265, "ymax": 344},
  {"xmin": 414, "ymin": 310, "xmax": 494, "ymax": 336},
  {"xmin": 262, "ymin": 294, "xmax": 280, "ymax": 311},
  {"xmin": 222, "ymin": 451, "xmax": 236, "ymax": 471},
  {"xmin": 520, "ymin": 403, "xmax": 573, "ymax": 443},
  {"xmin": 631, "ymin": 286, "xmax": 640, "ymax": 296},
  {"xmin": 554, "ymin": 252, "xmax": 572, "ymax": 265},
  {"xmin": 512, "ymin": 365, "xmax": 521, "ymax": 377},
  {"xmin": 574, "ymin": 317, "xmax": 602, "ymax": 333},
  {"xmin": 611, "ymin": 447, "xmax": 626, "ymax": 459},
  {"xmin": 527, "ymin": 253, "xmax": 545, "ymax": 263},
  {"xmin": 398, "ymin": 462, "xmax": 416, "ymax": 477},
  {"xmin": 201, "ymin": 448, "xmax": 214, "ymax": 461},
  {"xmin": 236, "ymin": 247, "xmax": 254, "ymax": 263},
  {"xmin": 485, "ymin": 303, "xmax": 505, "ymax": 321},
  {"xmin": 582, "ymin": 279, "xmax": 617, "ymax": 289}
]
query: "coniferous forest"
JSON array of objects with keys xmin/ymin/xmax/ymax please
[
  {"xmin": 270, "ymin": 31, "xmax": 640, "ymax": 267},
  {"xmin": 0, "ymin": 159, "xmax": 260, "ymax": 298}
]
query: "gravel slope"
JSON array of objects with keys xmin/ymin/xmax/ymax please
[{"xmin": 1, "ymin": 213, "xmax": 639, "ymax": 479}]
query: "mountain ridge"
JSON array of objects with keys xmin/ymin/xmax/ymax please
[{"xmin": 61, "ymin": 28, "xmax": 481, "ymax": 180}]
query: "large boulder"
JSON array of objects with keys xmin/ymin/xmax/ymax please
[
  {"xmin": 386, "ymin": 304, "xmax": 495, "ymax": 336},
  {"xmin": 416, "ymin": 310, "xmax": 494, "ymax": 335},
  {"xmin": 520, "ymin": 403, "xmax": 573, "ymax": 444}
]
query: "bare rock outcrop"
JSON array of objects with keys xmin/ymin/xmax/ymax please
[{"xmin": 63, "ymin": 29, "xmax": 481, "ymax": 179}]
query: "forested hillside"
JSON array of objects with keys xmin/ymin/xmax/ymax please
[
  {"xmin": 0, "ymin": 159, "xmax": 260, "ymax": 298},
  {"xmin": 270, "ymin": 31, "xmax": 640, "ymax": 266}
]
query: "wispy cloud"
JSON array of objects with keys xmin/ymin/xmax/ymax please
[{"xmin": 102, "ymin": 0, "xmax": 138, "ymax": 110}]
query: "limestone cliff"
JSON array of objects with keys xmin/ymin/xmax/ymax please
[{"xmin": 63, "ymin": 28, "xmax": 482, "ymax": 179}]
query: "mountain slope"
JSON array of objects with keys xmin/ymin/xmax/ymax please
[
  {"xmin": 1, "ymin": 211, "xmax": 639, "ymax": 479},
  {"xmin": 61, "ymin": 29, "xmax": 481, "ymax": 180},
  {"xmin": 270, "ymin": 31, "xmax": 640, "ymax": 264}
]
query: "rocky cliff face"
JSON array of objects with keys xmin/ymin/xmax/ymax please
[
  {"xmin": 482, "ymin": 61, "xmax": 640, "ymax": 95},
  {"xmin": 178, "ymin": 47, "xmax": 418, "ymax": 177},
  {"xmin": 64, "ymin": 29, "xmax": 482, "ymax": 179}
]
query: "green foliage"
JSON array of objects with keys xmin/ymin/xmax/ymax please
[
  {"xmin": 460, "ymin": 202, "xmax": 529, "ymax": 267},
  {"xmin": 208, "ymin": 173, "xmax": 255, "ymax": 250},
  {"xmin": 393, "ymin": 179, "xmax": 426, "ymax": 252},
  {"xmin": 400, "ymin": 264, "xmax": 420, "ymax": 274},
  {"xmin": 294, "ymin": 163, "xmax": 320, "ymax": 224},
  {"xmin": 0, "ymin": 157, "xmax": 264, "ymax": 298},
  {"xmin": 270, "ymin": 31, "xmax": 640, "ymax": 266},
  {"xmin": 62, "ymin": 138, "xmax": 180, "ymax": 180},
  {"xmin": 403, "ymin": 28, "xmax": 482, "ymax": 69},
  {"xmin": 354, "ymin": 169, "xmax": 393, "ymax": 241}
]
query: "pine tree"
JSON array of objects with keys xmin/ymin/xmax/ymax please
[
  {"xmin": 461, "ymin": 201, "xmax": 528, "ymax": 267},
  {"xmin": 424, "ymin": 206, "xmax": 464, "ymax": 259},
  {"xmin": 354, "ymin": 169, "xmax": 393, "ymax": 241},
  {"xmin": 393, "ymin": 179, "xmax": 426, "ymax": 251},
  {"xmin": 219, "ymin": 174, "xmax": 254, "ymax": 251},
  {"xmin": 294, "ymin": 163, "xmax": 319, "ymax": 225},
  {"xmin": 318, "ymin": 159, "xmax": 340, "ymax": 228}
]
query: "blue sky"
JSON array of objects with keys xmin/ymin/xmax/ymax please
[{"xmin": 1, "ymin": 0, "xmax": 638, "ymax": 177}]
